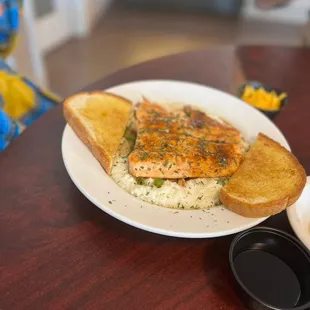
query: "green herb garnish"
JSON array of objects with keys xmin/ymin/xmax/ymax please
[
  {"xmin": 161, "ymin": 142, "xmax": 168, "ymax": 150},
  {"xmin": 136, "ymin": 177, "xmax": 146, "ymax": 185},
  {"xmin": 140, "ymin": 152, "xmax": 148, "ymax": 160},
  {"xmin": 125, "ymin": 134, "xmax": 136, "ymax": 142},
  {"xmin": 217, "ymin": 155, "xmax": 228, "ymax": 167},
  {"xmin": 185, "ymin": 110, "xmax": 191, "ymax": 117},
  {"xmin": 154, "ymin": 178, "xmax": 164, "ymax": 188},
  {"xmin": 216, "ymin": 177, "xmax": 229, "ymax": 186}
]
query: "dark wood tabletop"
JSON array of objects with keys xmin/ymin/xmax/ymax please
[{"xmin": 1, "ymin": 46, "xmax": 310, "ymax": 310}]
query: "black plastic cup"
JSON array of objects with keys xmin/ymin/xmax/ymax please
[
  {"xmin": 229, "ymin": 227, "xmax": 310, "ymax": 310},
  {"xmin": 238, "ymin": 81, "xmax": 288, "ymax": 120}
]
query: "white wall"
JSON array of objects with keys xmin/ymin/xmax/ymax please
[
  {"xmin": 74, "ymin": 0, "xmax": 112, "ymax": 37},
  {"xmin": 12, "ymin": 2, "xmax": 48, "ymax": 87},
  {"xmin": 87, "ymin": 0, "xmax": 112, "ymax": 30},
  {"xmin": 11, "ymin": 0, "xmax": 112, "ymax": 87},
  {"xmin": 36, "ymin": 0, "xmax": 72, "ymax": 54},
  {"xmin": 242, "ymin": 0, "xmax": 310, "ymax": 25}
]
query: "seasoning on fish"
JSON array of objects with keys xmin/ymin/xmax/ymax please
[{"xmin": 128, "ymin": 99, "xmax": 245, "ymax": 179}]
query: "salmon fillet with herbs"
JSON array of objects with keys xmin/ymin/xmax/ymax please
[{"xmin": 128, "ymin": 99, "xmax": 245, "ymax": 179}]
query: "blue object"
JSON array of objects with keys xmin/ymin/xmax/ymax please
[
  {"xmin": 0, "ymin": 107, "xmax": 22, "ymax": 151},
  {"xmin": 0, "ymin": 0, "xmax": 19, "ymax": 48}
]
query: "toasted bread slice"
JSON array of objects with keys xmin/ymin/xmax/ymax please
[
  {"xmin": 63, "ymin": 92, "xmax": 132, "ymax": 174},
  {"xmin": 220, "ymin": 133, "xmax": 306, "ymax": 218}
]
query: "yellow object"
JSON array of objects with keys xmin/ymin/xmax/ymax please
[
  {"xmin": 242, "ymin": 85, "xmax": 287, "ymax": 111},
  {"xmin": 0, "ymin": 34, "xmax": 18, "ymax": 58},
  {"xmin": 0, "ymin": 71, "xmax": 36, "ymax": 119}
]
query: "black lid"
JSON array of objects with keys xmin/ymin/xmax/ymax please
[{"xmin": 229, "ymin": 227, "xmax": 310, "ymax": 310}]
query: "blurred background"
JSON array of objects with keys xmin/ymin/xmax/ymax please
[{"xmin": 14, "ymin": 0, "xmax": 310, "ymax": 97}]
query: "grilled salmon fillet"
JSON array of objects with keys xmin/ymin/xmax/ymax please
[{"xmin": 128, "ymin": 100, "xmax": 245, "ymax": 179}]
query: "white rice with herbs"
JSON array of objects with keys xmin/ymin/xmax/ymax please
[
  {"xmin": 111, "ymin": 103, "xmax": 247, "ymax": 210},
  {"xmin": 111, "ymin": 138, "xmax": 225, "ymax": 210}
]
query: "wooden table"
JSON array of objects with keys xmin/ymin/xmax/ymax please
[{"xmin": 1, "ymin": 46, "xmax": 310, "ymax": 310}]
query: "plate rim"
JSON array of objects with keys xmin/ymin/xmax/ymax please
[
  {"xmin": 62, "ymin": 129, "xmax": 267, "ymax": 238},
  {"xmin": 62, "ymin": 79, "xmax": 291, "ymax": 238},
  {"xmin": 287, "ymin": 176, "xmax": 310, "ymax": 251}
]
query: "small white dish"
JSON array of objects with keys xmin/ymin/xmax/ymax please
[
  {"xmin": 62, "ymin": 80, "xmax": 290, "ymax": 238},
  {"xmin": 287, "ymin": 176, "xmax": 310, "ymax": 251}
]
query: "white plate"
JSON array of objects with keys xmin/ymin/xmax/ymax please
[
  {"xmin": 62, "ymin": 80, "xmax": 290, "ymax": 238},
  {"xmin": 287, "ymin": 176, "xmax": 310, "ymax": 251}
]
